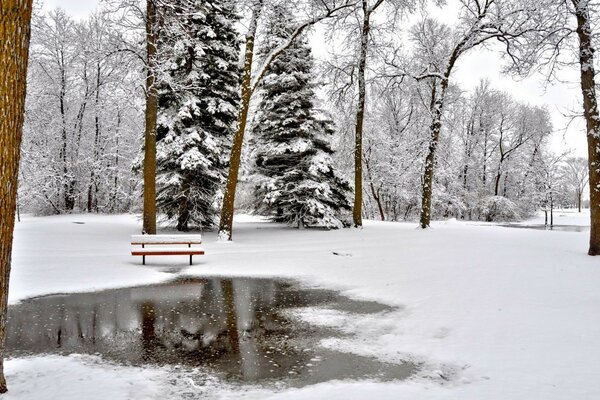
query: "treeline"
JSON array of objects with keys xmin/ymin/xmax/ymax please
[
  {"xmin": 20, "ymin": 10, "xmax": 141, "ymax": 214},
  {"xmin": 18, "ymin": 1, "xmax": 599, "ymax": 249}
]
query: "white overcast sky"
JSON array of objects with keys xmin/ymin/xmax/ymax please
[{"xmin": 40, "ymin": 0, "xmax": 587, "ymax": 157}]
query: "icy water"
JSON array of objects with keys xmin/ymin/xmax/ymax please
[
  {"xmin": 500, "ymin": 224, "xmax": 589, "ymax": 232},
  {"xmin": 6, "ymin": 277, "xmax": 415, "ymax": 386}
]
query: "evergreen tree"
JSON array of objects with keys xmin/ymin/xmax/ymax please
[
  {"xmin": 156, "ymin": 0, "xmax": 240, "ymax": 231},
  {"xmin": 251, "ymin": 7, "xmax": 351, "ymax": 228}
]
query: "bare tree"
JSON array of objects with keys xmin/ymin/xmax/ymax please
[
  {"xmin": 0, "ymin": 0, "xmax": 34, "ymax": 392},
  {"xmin": 352, "ymin": 0, "xmax": 387, "ymax": 227},
  {"xmin": 563, "ymin": 157, "xmax": 589, "ymax": 212},
  {"xmin": 324, "ymin": 0, "xmax": 411, "ymax": 227},
  {"xmin": 572, "ymin": 0, "xmax": 600, "ymax": 253},
  {"xmin": 505, "ymin": 0, "xmax": 600, "ymax": 254},
  {"xmin": 387, "ymin": 1, "xmax": 548, "ymax": 228}
]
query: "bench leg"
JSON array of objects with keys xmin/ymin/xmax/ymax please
[
  {"xmin": 190, "ymin": 255, "xmax": 193, "ymax": 265},
  {"xmin": 143, "ymin": 255, "xmax": 145, "ymax": 265}
]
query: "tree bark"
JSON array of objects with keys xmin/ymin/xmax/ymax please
[
  {"xmin": 420, "ymin": 96, "xmax": 444, "ymax": 228},
  {"xmin": 143, "ymin": 0, "xmax": 158, "ymax": 234},
  {"xmin": 218, "ymin": 1, "xmax": 262, "ymax": 240},
  {"xmin": 572, "ymin": 0, "xmax": 600, "ymax": 255},
  {"xmin": 88, "ymin": 63, "xmax": 102, "ymax": 212},
  {"xmin": 177, "ymin": 176, "xmax": 190, "ymax": 232},
  {"xmin": 420, "ymin": 76, "xmax": 450, "ymax": 228},
  {"xmin": 0, "ymin": 0, "xmax": 34, "ymax": 392},
  {"xmin": 353, "ymin": 2, "xmax": 372, "ymax": 228}
]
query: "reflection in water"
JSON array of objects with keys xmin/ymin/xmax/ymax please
[
  {"xmin": 500, "ymin": 224, "xmax": 589, "ymax": 232},
  {"xmin": 7, "ymin": 278, "xmax": 415, "ymax": 385}
]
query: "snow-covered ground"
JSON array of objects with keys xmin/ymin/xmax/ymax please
[{"xmin": 5, "ymin": 211, "xmax": 599, "ymax": 399}]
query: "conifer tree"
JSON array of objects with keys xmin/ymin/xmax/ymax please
[
  {"xmin": 155, "ymin": 0, "xmax": 240, "ymax": 231},
  {"xmin": 251, "ymin": 7, "xmax": 351, "ymax": 228}
]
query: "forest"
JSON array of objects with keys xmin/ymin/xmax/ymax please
[{"xmin": 16, "ymin": 0, "xmax": 594, "ymax": 235}]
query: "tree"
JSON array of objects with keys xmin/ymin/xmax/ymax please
[
  {"xmin": 251, "ymin": 6, "xmax": 351, "ymax": 228},
  {"xmin": 562, "ymin": 157, "xmax": 589, "ymax": 212},
  {"xmin": 155, "ymin": 0, "xmax": 240, "ymax": 231},
  {"xmin": 20, "ymin": 10, "xmax": 142, "ymax": 215},
  {"xmin": 352, "ymin": 0, "xmax": 387, "ymax": 227},
  {"xmin": 572, "ymin": 0, "xmax": 600, "ymax": 252},
  {"xmin": 218, "ymin": 0, "xmax": 356, "ymax": 240},
  {"xmin": 388, "ymin": 1, "xmax": 549, "ymax": 228},
  {"xmin": 142, "ymin": 0, "xmax": 159, "ymax": 234},
  {"xmin": 324, "ymin": 0, "xmax": 411, "ymax": 227},
  {"xmin": 0, "ymin": 0, "xmax": 34, "ymax": 392},
  {"xmin": 500, "ymin": 0, "xmax": 600, "ymax": 254}
]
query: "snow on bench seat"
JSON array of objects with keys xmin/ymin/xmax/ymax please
[{"xmin": 131, "ymin": 234, "xmax": 202, "ymax": 245}]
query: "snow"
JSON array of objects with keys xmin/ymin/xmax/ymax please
[
  {"xmin": 131, "ymin": 234, "xmax": 202, "ymax": 243},
  {"xmin": 6, "ymin": 211, "xmax": 600, "ymax": 399},
  {"xmin": 3, "ymin": 355, "xmax": 167, "ymax": 400}
]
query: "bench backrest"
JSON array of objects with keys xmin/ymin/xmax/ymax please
[{"xmin": 131, "ymin": 234, "xmax": 202, "ymax": 245}]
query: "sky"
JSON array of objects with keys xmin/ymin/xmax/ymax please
[{"xmin": 40, "ymin": 0, "xmax": 588, "ymax": 157}]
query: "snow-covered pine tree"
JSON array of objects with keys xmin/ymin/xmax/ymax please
[
  {"xmin": 156, "ymin": 0, "xmax": 240, "ymax": 231},
  {"xmin": 251, "ymin": 6, "xmax": 351, "ymax": 229}
]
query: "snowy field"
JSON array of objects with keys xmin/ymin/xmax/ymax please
[{"xmin": 5, "ymin": 211, "xmax": 600, "ymax": 399}]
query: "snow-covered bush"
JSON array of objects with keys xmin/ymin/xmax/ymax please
[
  {"xmin": 432, "ymin": 191, "xmax": 467, "ymax": 220},
  {"xmin": 479, "ymin": 196, "xmax": 521, "ymax": 222}
]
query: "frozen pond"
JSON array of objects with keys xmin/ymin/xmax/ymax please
[{"xmin": 6, "ymin": 277, "xmax": 416, "ymax": 387}]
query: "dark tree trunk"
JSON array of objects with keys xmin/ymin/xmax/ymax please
[
  {"xmin": 140, "ymin": 302, "xmax": 156, "ymax": 360},
  {"xmin": 219, "ymin": 2, "xmax": 262, "ymax": 240},
  {"xmin": 353, "ymin": 1, "xmax": 371, "ymax": 228},
  {"xmin": 177, "ymin": 177, "xmax": 190, "ymax": 232},
  {"xmin": 0, "ymin": 0, "xmax": 33, "ymax": 392},
  {"xmin": 494, "ymin": 172, "xmax": 502, "ymax": 196},
  {"xmin": 88, "ymin": 63, "xmax": 102, "ymax": 212},
  {"xmin": 221, "ymin": 280, "xmax": 239, "ymax": 354},
  {"xmin": 143, "ymin": 0, "xmax": 158, "ymax": 234},
  {"xmin": 420, "ymin": 78, "xmax": 450, "ymax": 228},
  {"xmin": 573, "ymin": 0, "xmax": 600, "ymax": 255}
]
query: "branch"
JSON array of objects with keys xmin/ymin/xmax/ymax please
[{"xmin": 250, "ymin": 1, "xmax": 358, "ymax": 94}]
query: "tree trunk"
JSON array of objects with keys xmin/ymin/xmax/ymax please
[
  {"xmin": 577, "ymin": 189, "xmax": 582, "ymax": 212},
  {"xmin": 370, "ymin": 182, "xmax": 385, "ymax": 221},
  {"xmin": 218, "ymin": 2, "xmax": 262, "ymax": 240},
  {"xmin": 142, "ymin": 0, "xmax": 158, "ymax": 235},
  {"xmin": 420, "ymin": 78, "xmax": 449, "ymax": 228},
  {"xmin": 88, "ymin": 63, "xmax": 102, "ymax": 212},
  {"xmin": 353, "ymin": 2, "xmax": 371, "ymax": 228},
  {"xmin": 494, "ymin": 172, "xmax": 501, "ymax": 196},
  {"xmin": 0, "ymin": 0, "xmax": 34, "ymax": 392},
  {"xmin": 573, "ymin": 0, "xmax": 600, "ymax": 255},
  {"xmin": 177, "ymin": 177, "xmax": 190, "ymax": 232},
  {"xmin": 221, "ymin": 280, "xmax": 239, "ymax": 354},
  {"xmin": 420, "ymin": 105, "xmax": 442, "ymax": 228},
  {"xmin": 550, "ymin": 194, "xmax": 554, "ymax": 227}
]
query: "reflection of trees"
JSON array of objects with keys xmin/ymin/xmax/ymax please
[
  {"xmin": 140, "ymin": 301, "xmax": 156, "ymax": 361},
  {"xmin": 221, "ymin": 280, "xmax": 239, "ymax": 354},
  {"xmin": 6, "ymin": 278, "xmax": 301, "ymax": 379}
]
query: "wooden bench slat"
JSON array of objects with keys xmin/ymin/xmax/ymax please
[
  {"xmin": 131, "ymin": 241, "xmax": 202, "ymax": 245},
  {"xmin": 132, "ymin": 250, "xmax": 205, "ymax": 256}
]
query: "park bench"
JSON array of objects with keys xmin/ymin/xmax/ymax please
[{"xmin": 131, "ymin": 234, "xmax": 204, "ymax": 265}]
